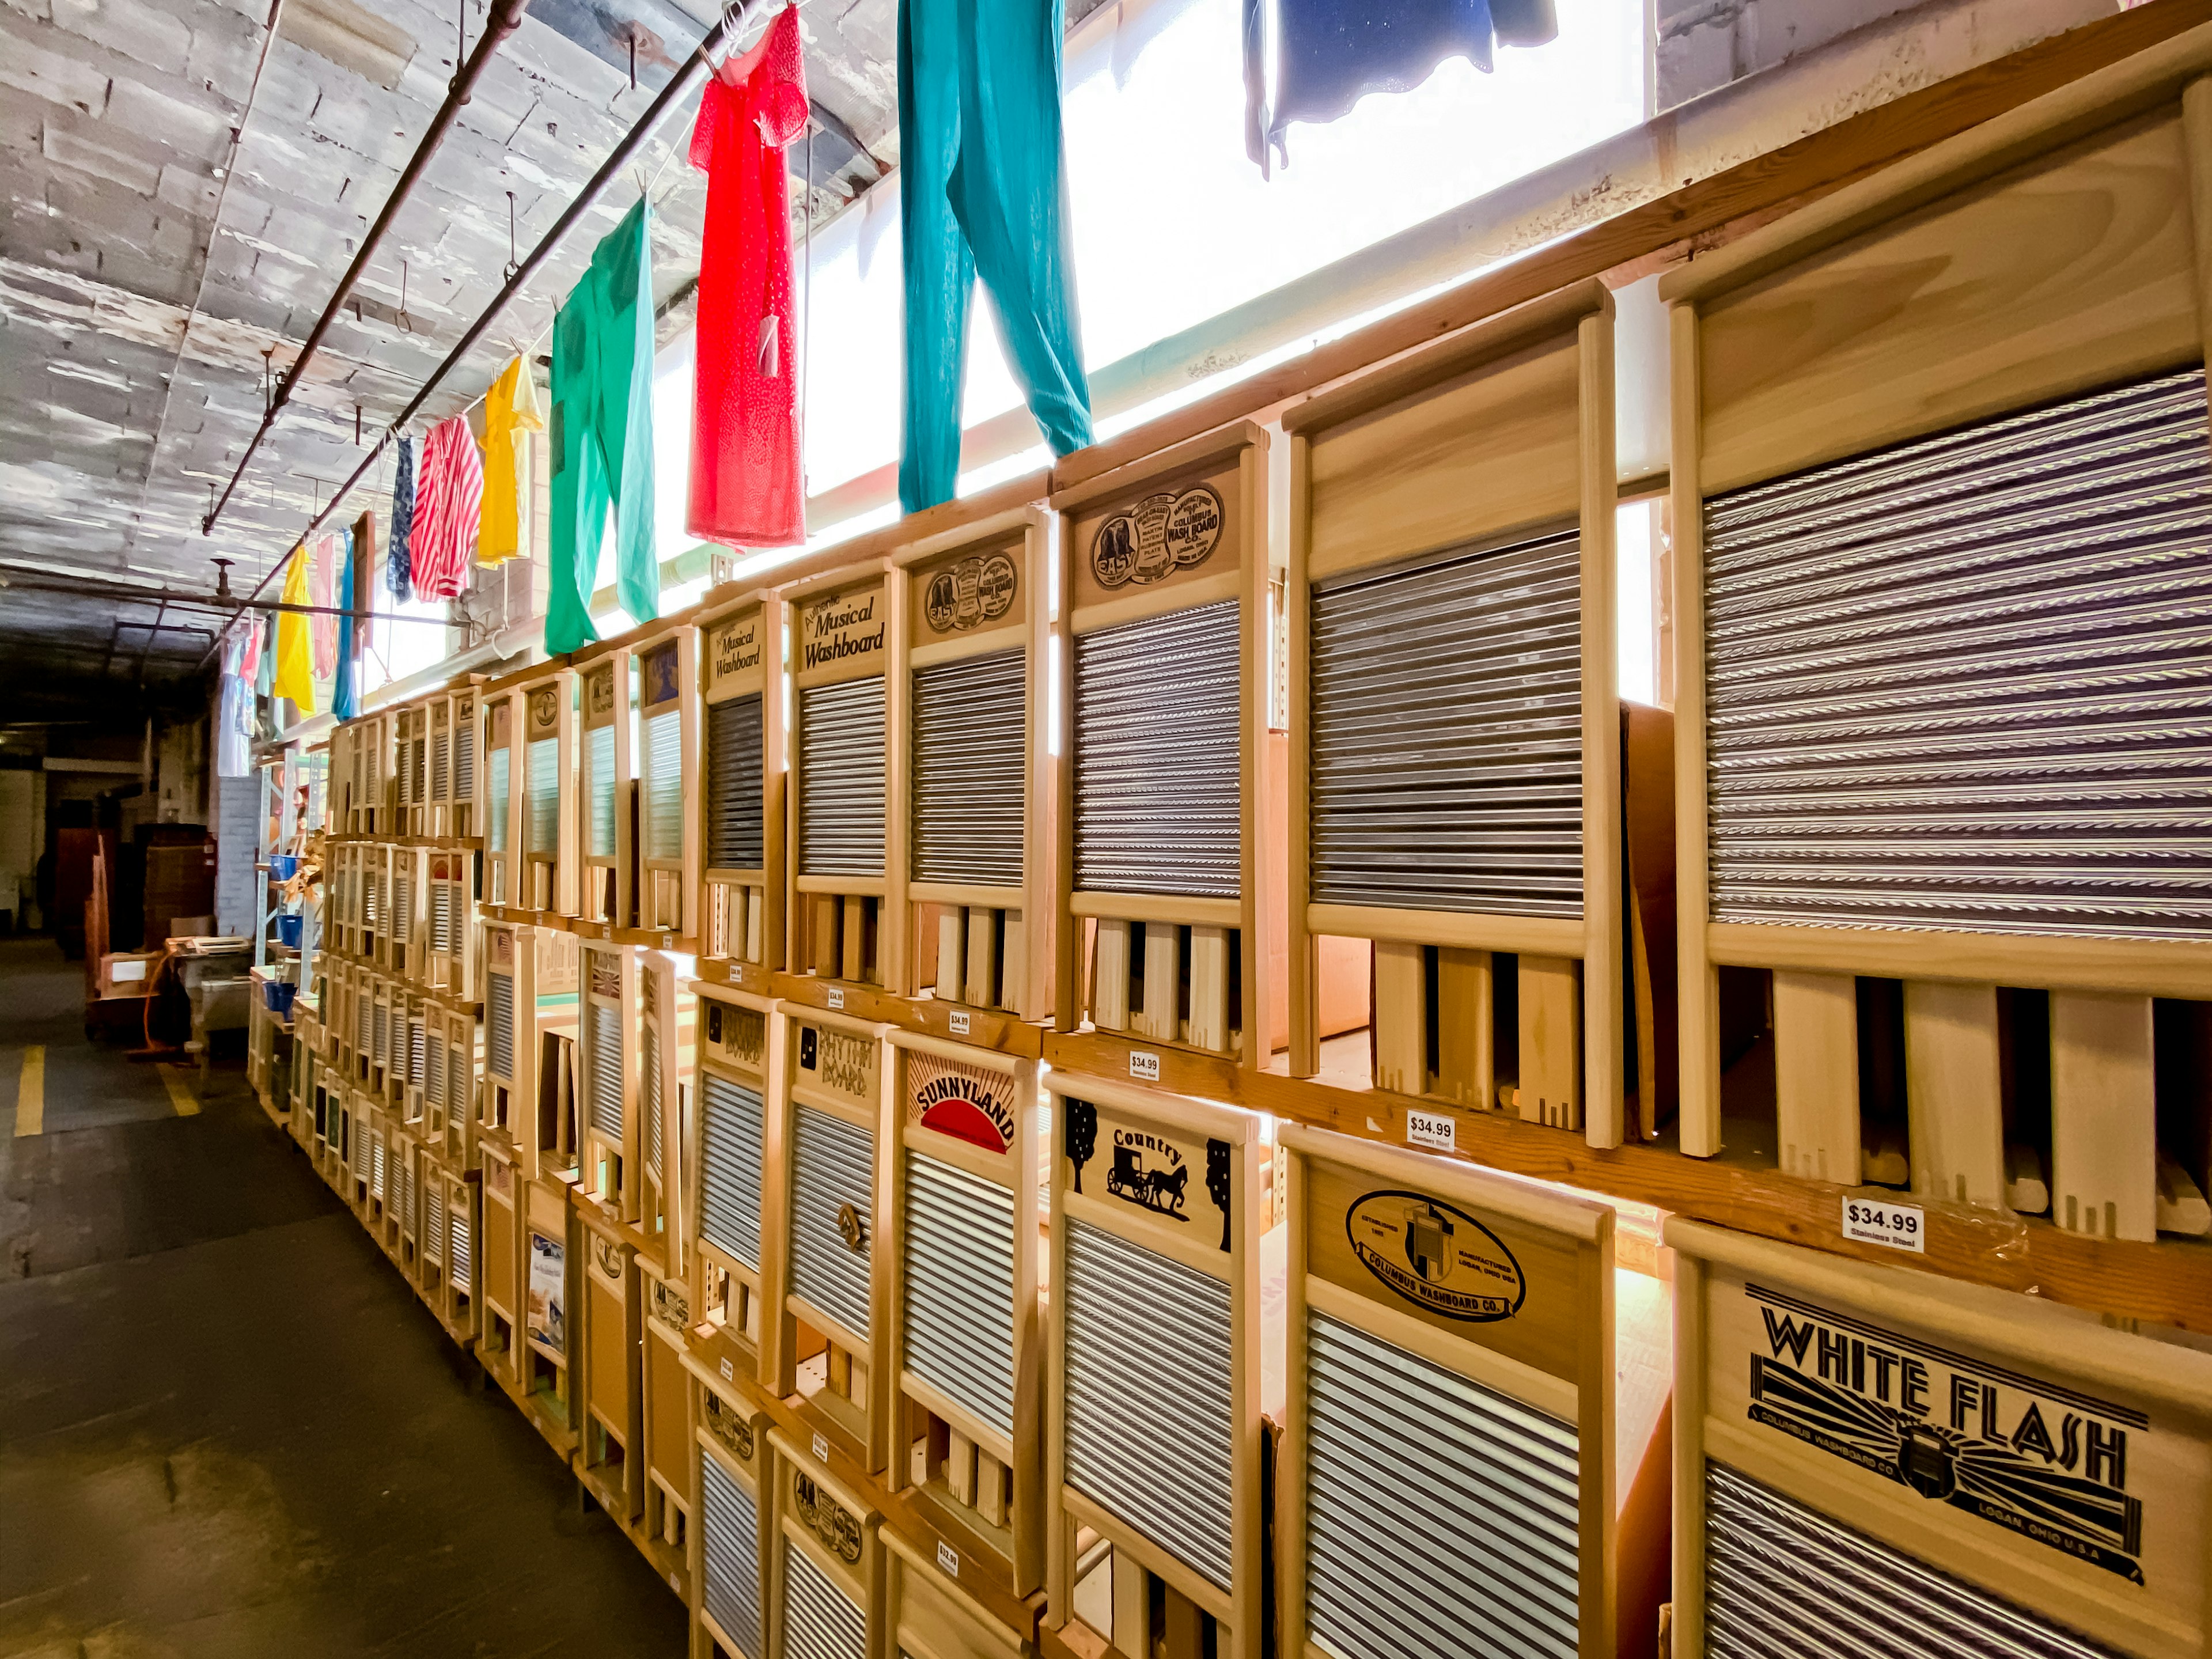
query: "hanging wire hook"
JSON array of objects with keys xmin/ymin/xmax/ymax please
[{"xmin": 504, "ymin": 190, "xmax": 520, "ymax": 282}]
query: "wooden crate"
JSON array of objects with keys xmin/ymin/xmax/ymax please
[
  {"xmin": 578, "ymin": 939, "xmax": 644, "ymax": 1224},
  {"xmin": 768, "ymin": 1005, "xmax": 895, "ymax": 1473},
  {"xmin": 639, "ymin": 949, "xmax": 697, "ymax": 1275},
  {"xmin": 1662, "ymin": 36, "xmax": 2212, "ymax": 1240},
  {"xmin": 479, "ymin": 920, "xmax": 579, "ymax": 1158},
  {"xmin": 690, "ymin": 980, "xmax": 781, "ymax": 1395},
  {"xmin": 696, "ymin": 589, "xmax": 786, "ymax": 973},
  {"xmin": 578, "ymin": 651, "xmax": 639, "ymax": 928},
  {"xmin": 1043, "ymin": 1071, "xmax": 1266, "ymax": 1659},
  {"xmin": 786, "ymin": 562, "xmax": 899, "ymax": 991},
  {"xmin": 479, "ymin": 1139, "xmax": 525, "ymax": 1391},
  {"xmin": 883, "ymin": 1525, "xmax": 1035, "ymax": 1659},
  {"xmin": 639, "ymin": 1251, "xmax": 696, "ymax": 1594},
  {"xmin": 1050, "ymin": 421, "xmax": 1272, "ymax": 1068},
  {"xmin": 575, "ymin": 1195, "xmax": 646, "ymax": 1522},
  {"xmin": 1668, "ymin": 1216, "xmax": 2212, "ymax": 1658},
  {"xmin": 878, "ymin": 474, "xmax": 1054, "ymax": 1024},
  {"xmin": 1277, "ymin": 1124, "xmax": 1669, "ymax": 1659},
  {"xmin": 516, "ymin": 665, "xmax": 579, "ymax": 917},
  {"xmin": 1282, "ymin": 279, "xmax": 1657, "ymax": 1150},
  {"xmin": 767, "ymin": 1429, "xmax": 885, "ymax": 1659},
  {"xmin": 686, "ymin": 1354, "xmax": 778, "ymax": 1659},
  {"xmin": 882, "ymin": 1031, "xmax": 1046, "ymax": 1597}
]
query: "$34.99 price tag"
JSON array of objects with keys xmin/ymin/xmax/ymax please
[
  {"xmin": 825, "ymin": 987, "xmax": 845, "ymax": 1010},
  {"xmin": 1406, "ymin": 1109, "xmax": 1455, "ymax": 1152},
  {"xmin": 1842, "ymin": 1194, "xmax": 1924, "ymax": 1252},
  {"xmin": 1128, "ymin": 1050, "xmax": 1160, "ymax": 1082}
]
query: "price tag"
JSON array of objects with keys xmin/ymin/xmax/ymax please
[
  {"xmin": 826, "ymin": 987, "xmax": 844, "ymax": 1010},
  {"xmin": 936, "ymin": 1541, "xmax": 959, "ymax": 1578},
  {"xmin": 1128, "ymin": 1050, "xmax": 1160, "ymax": 1082},
  {"xmin": 1842, "ymin": 1194, "xmax": 1925, "ymax": 1253},
  {"xmin": 718, "ymin": 1357, "xmax": 734, "ymax": 1380},
  {"xmin": 1406, "ymin": 1109, "xmax": 1456, "ymax": 1152},
  {"xmin": 949, "ymin": 1009, "xmax": 971, "ymax": 1036},
  {"xmin": 812, "ymin": 1431, "xmax": 830, "ymax": 1464}
]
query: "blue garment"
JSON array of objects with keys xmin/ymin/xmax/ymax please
[
  {"xmin": 1244, "ymin": 0, "xmax": 1556, "ymax": 170},
  {"xmin": 332, "ymin": 529, "xmax": 359, "ymax": 722},
  {"xmin": 897, "ymin": 0, "xmax": 1092, "ymax": 514},
  {"xmin": 387, "ymin": 437, "xmax": 416, "ymax": 597}
]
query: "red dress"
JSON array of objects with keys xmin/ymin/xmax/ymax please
[{"xmin": 687, "ymin": 5, "xmax": 809, "ymax": 548}]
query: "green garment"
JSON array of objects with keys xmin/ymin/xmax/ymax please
[
  {"xmin": 897, "ymin": 0, "xmax": 1093, "ymax": 515},
  {"xmin": 547, "ymin": 196, "xmax": 659, "ymax": 655}
]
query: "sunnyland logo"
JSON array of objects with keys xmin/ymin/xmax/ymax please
[
  {"xmin": 803, "ymin": 593, "xmax": 883, "ymax": 669},
  {"xmin": 1745, "ymin": 1283, "xmax": 2146, "ymax": 1582},
  {"xmin": 910, "ymin": 1056, "xmax": 1014, "ymax": 1153},
  {"xmin": 1346, "ymin": 1190, "xmax": 1525, "ymax": 1322}
]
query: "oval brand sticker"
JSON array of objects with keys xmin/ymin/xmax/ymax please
[{"xmin": 1345, "ymin": 1190, "xmax": 1525, "ymax": 1323}]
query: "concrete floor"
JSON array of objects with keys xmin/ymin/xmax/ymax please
[{"xmin": 0, "ymin": 938, "xmax": 687, "ymax": 1658}]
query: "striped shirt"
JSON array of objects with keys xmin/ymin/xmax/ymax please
[{"xmin": 409, "ymin": 415, "xmax": 484, "ymax": 599}]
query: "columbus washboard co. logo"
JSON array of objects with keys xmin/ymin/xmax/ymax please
[
  {"xmin": 704, "ymin": 1392, "xmax": 753, "ymax": 1459},
  {"xmin": 1743, "ymin": 1284, "xmax": 2148, "ymax": 1582},
  {"xmin": 793, "ymin": 1471, "xmax": 864, "ymax": 1563},
  {"xmin": 907, "ymin": 1052, "xmax": 1015, "ymax": 1153},
  {"xmin": 803, "ymin": 590, "xmax": 884, "ymax": 670},
  {"xmin": 528, "ymin": 687, "xmax": 559, "ymax": 732},
  {"xmin": 650, "ymin": 1278, "xmax": 690, "ymax": 1331},
  {"xmin": 923, "ymin": 550, "xmax": 1018, "ymax": 633},
  {"xmin": 1347, "ymin": 1190, "xmax": 1527, "ymax": 1322},
  {"xmin": 585, "ymin": 668, "xmax": 615, "ymax": 717},
  {"xmin": 1092, "ymin": 484, "xmax": 1222, "ymax": 589}
]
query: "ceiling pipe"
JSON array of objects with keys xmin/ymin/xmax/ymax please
[
  {"xmin": 0, "ymin": 571, "xmax": 448, "ymax": 625},
  {"xmin": 199, "ymin": 0, "xmax": 534, "ymax": 538},
  {"xmin": 196, "ymin": 0, "xmax": 766, "ymax": 675}
]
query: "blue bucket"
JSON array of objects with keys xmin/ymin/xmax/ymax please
[
  {"xmin": 264, "ymin": 980, "xmax": 298, "ymax": 1016},
  {"xmin": 269, "ymin": 854, "xmax": 300, "ymax": 880},
  {"xmin": 275, "ymin": 914, "xmax": 304, "ymax": 949}
]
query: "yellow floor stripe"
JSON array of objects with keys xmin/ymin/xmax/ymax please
[
  {"xmin": 158, "ymin": 1062, "xmax": 200, "ymax": 1118},
  {"xmin": 13, "ymin": 1046, "xmax": 43, "ymax": 1137}
]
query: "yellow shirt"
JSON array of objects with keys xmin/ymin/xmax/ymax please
[
  {"xmin": 273, "ymin": 547, "xmax": 317, "ymax": 714},
  {"xmin": 478, "ymin": 355, "xmax": 545, "ymax": 565}
]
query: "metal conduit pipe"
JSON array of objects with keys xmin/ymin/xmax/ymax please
[
  {"xmin": 196, "ymin": 0, "xmax": 763, "ymax": 675},
  {"xmin": 200, "ymin": 0, "xmax": 534, "ymax": 537}
]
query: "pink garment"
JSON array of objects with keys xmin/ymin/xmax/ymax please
[
  {"xmin": 685, "ymin": 4, "xmax": 809, "ymax": 548},
  {"xmin": 410, "ymin": 415, "xmax": 485, "ymax": 599},
  {"xmin": 237, "ymin": 604, "xmax": 264, "ymax": 681},
  {"xmin": 309, "ymin": 533, "xmax": 339, "ymax": 677}
]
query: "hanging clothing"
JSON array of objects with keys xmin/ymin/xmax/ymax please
[
  {"xmin": 547, "ymin": 195, "xmax": 659, "ymax": 655},
  {"xmin": 387, "ymin": 436, "xmax": 417, "ymax": 597},
  {"xmin": 237, "ymin": 603, "xmax": 264, "ymax": 685},
  {"xmin": 309, "ymin": 533, "xmax": 339, "ymax": 679},
  {"xmin": 274, "ymin": 551, "xmax": 316, "ymax": 714},
  {"xmin": 479, "ymin": 355, "xmax": 544, "ymax": 565},
  {"xmin": 687, "ymin": 3, "xmax": 809, "ymax": 548},
  {"xmin": 351, "ymin": 510, "xmax": 377, "ymax": 668},
  {"xmin": 216, "ymin": 638, "xmax": 251, "ymax": 778},
  {"xmin": 897, "ymin": 0, "xmax": 1092, "ymax": 515},
  {"xmin": 332, "ymin": 529, "xmax": 359, "ymax": 722},
  {"xmin": 1243, "ymin": 0, "xmax": 1557, "ymax": 171},
  {"xmin": 411, "ymin": 414, "xmax": 484, "ymax": 598}
]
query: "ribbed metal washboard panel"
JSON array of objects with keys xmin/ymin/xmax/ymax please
[
  {"xmin": 431, "ymin": 729, "xmax": 450, "ymax": 802},
  {"xmin": 645, "ymin": 707, "xmax": 683, "ymax": 862},
  {"xmin": 642, "ymin": 972, "xmax": 664, "ymax": 1181},
  {"xmin": 587, "ymin": 999, "xmax": 623, "ymax": 1141},
  {"xmin": 700, "ymin": 1071, "xmax": 764, "ymax": 1269},
  {"xmin": 708, "ymin": 693, "xmax": 766, "ymax": 870},
  {"xmin": 783, "ymin": 1539, "xmax": 866, "ymax": 1659},
  {"xmin": 800, "ymin": 678, "xmax": 886, "ymax": 877},
  {"xmin": 1073, "ymin": 601, "xmax": 1239, "ymax": 899},
  {"xmin": 586, "ymin": 723, "xmax": 616, "ymax": 858},
  {"xmin": 1310, "ymin": 531, "xmax": 1583, "ymax": 917},
  {"xmin": 1063, "ymin": 1215, "xmax": 1233, "ymax": 1588},
  {"xmin": 449, "ymin": 1191, "xmax": 471, "ymax": 1284},
  {"xmin": 912, "ymin": 647, "xmax": 1025, "ymax": 887},
  {"xmin": 790, "ymin": 1103, "xmax": 874, "ymax": 1338},
  {"xmin": 426, "ymin": 1182, "xmax": 445, "ymax": 1263},
  {"xmin": 1705, "ymin": 1463, "xmax": 2121, "ymax": 1659},
  {"xmin": 486, "ymin": 969, "xmax": 516, "ymax": 1080},
  {"xmin": 454, "ymin": 717, "xmax": 475, "ymax": 800},
  {"xmin": 1306, "ymin": 1309, "xmax": 1580, "ymax": 1659},
  {"xmin": 425, "ymin": 1030, "xmax": 444, "ymax": 1106},
  {"xmin": 1705, "ymin": 367, "xmax": 2212, "ymax": 938},
  {"xmin": 527, "ymin": 736, "xmax": 559, "ymax": 853},
  {"xmin": 903, "ymin": 1151, "xmax": 1016, "ymax": 1436},
  {"xmin": 487, "ymin": 746, "xmax": 510, "ymax": 853},
  {"xmin": 430, "ymin": 882, "xmax": 454, "ymax": 953},
  {"xmin": 702, "ymin": 1455, "xmax": 764, "ymax": 1659}
]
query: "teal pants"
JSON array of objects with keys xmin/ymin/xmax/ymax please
[
  {"xmin": 547, "ymin": 196, "xmax": 658, "ymax": 654},
  {"xmin": 898, "ymin": 0, "xmax": 1093, "ymax": 514}
]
